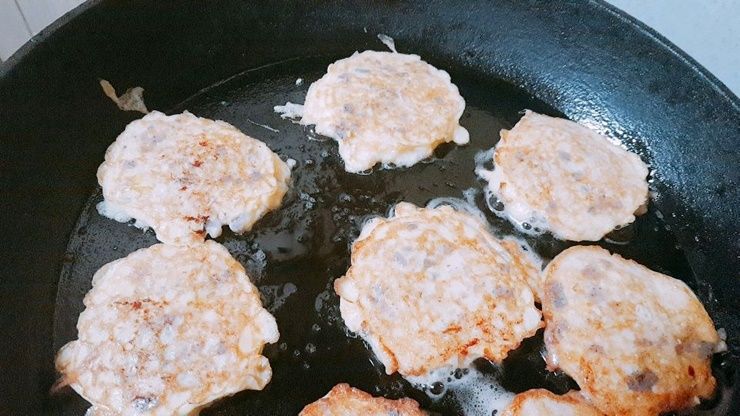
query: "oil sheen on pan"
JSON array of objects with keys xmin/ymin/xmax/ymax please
[{"xmin": 50, "ymin": 55, "xmax": 735, "ymax": 415}]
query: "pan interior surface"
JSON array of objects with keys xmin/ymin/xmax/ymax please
[{"xmin": 50, "ymin": 56, "xmax": 736, "ymax": 415}]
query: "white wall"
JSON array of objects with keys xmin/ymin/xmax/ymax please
[
  {"xmin": 0, "ymin": 0, "xmax": 84, "ymax": 61},
  {"xmin": 0, "ymin": 0, "xmax": 737, "ymax": 95},
  {"xmin": 609, "ymin": 0, "xmax": 739, "ymax": 95}
]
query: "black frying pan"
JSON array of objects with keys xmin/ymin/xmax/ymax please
[{"xmin": 1, "ymin": 1, "xmax": 738, "ymax": 415}]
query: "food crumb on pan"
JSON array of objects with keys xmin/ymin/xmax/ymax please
[
  {"xmin": 99, "ymin": 79, "xmax": 148, "ymax": 114},
  {"xmin": 377, "ymin": 33, "xmax": 397, "ymax": 53},
  {"xmin": 246, "ymin": 117, "xmax": 280, "ymax": 132},
  {"xmin": 274, "ymin": 102, "xmax": 305, "ymax": 119}
]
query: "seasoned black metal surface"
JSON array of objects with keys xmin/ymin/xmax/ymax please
[
  {"xmin": 49, "ymin": 57, "xmax": 736, "ymax": 415},
  {"xmin": 1, "ymin": 1, "xmax": 738, "ymax": 415}
]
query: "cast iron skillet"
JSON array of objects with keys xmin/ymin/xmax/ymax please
[{"xmin": 1, "ymin": 1, "xmax": 738, "ymax": 415}]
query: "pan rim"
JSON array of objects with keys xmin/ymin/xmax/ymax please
[
  {"xmin": 1, "ymin": 1, "xmax": 738, "ymax": 414},
  {"xmin": 1, "ymin": 0, "xmax": 737, "ymax": 111}
]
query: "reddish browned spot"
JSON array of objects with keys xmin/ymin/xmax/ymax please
[
  {"xmin": 179, "ymin": 186, "xmax": 187, "ymax": 191},
  {"xmin": 194, "ymin": 230, "xmax": 206, "ymax": 237},
  {"xmin": 460, "ymin": 338, "xmax": 480, "ymax": 354},
  {"xmin": 378, "ymin": 340, "xmax": 398, "ymax": 373},
  {"xmin": 131, "ymin": 301, "xmax": 142, "ymax": 310},
  {"xmin": 474, "ymin": 318, "xmax": 493, "ymax": 336},
  {"xmin": 184, "ymin": 215, "xmax": 210, "ymax": 222},
  {"xmin": 688, "ymin": 366, "xmax": 695, "ymax": 377},
  {"xmin": 443, "ymin": 325, "xmax": 462, "ymax": 334},
  {"xmin": 192, "ymin": 160, "xmax": 203, "ymax": 167},
  {"xmin": 199, "ymin": 140, "xmax": 208, "ymax": 147}
]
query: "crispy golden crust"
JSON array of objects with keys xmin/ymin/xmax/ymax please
[
  {"xmin": 335, "ymin": 202, "xmax": 542, "ymax": 377},
  {"xmin": 542, "ymin": 246, "xmax": 719, "ymax": 416},
  {"xmin": 299, "ymin": 384, "xmax": 424, "ymax": 416},
  {"xmin": 502, "ymin": 389, "xmax": 604, "ymax": 416}
]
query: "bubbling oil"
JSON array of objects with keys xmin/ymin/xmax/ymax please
[{"xmin": 409, "ymin": 363, "xmax": 514, "ymax": 416}]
